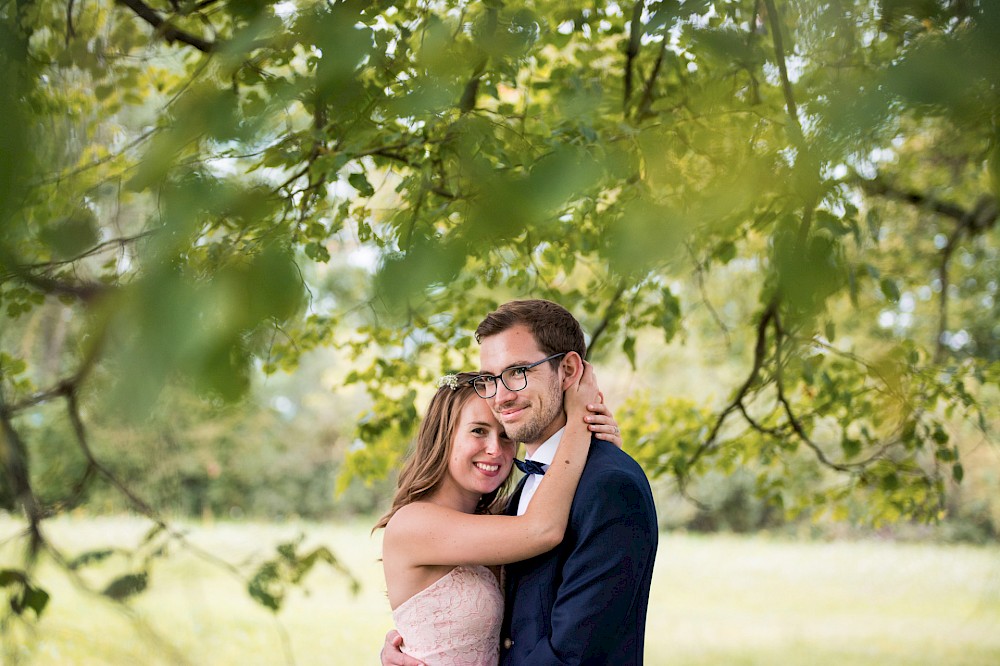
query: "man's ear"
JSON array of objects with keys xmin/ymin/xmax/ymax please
[{"xmin": 560, "ymin": 351, "xmax": 584, "ymax": 390}]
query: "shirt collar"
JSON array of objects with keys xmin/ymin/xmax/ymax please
[{"xmin": 526, "ymin": 427, "xmax": 564, "ymax": 466}]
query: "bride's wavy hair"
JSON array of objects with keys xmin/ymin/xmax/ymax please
[{"xmin": 374, "ymin": 372, "xmax": 512, "ymax": 531}]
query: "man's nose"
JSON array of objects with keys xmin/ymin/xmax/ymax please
[{"xmin": 493, "ymin": 379, "xmax": 517, "ymax": 405}]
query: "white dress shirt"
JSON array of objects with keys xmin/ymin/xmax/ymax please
[{"xmin": 516, "ymin": 427, "xmax": 564, "ymax": 516}]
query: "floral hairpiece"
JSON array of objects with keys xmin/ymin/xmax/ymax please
[{"xmin": 437, "ymin": 374, "xmax": 460, "ymax": 390}]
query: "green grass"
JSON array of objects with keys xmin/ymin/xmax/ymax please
[{"xmin": 2, "ymin": 516, "xmax": 999, "ymax": 665}]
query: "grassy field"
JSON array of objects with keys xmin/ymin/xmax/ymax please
[{"xmin": 2, "ymin": 515, "xmax": 999, "ymax": 665}]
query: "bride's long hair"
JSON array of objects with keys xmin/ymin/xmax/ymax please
[{"xmin": 373, "ymin": 372, "xmax": 512, "ymax": 531}]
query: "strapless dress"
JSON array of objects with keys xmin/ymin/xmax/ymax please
[{"xmin": 392, "ymin": 565, "xmax": 503, "ymax": 666}]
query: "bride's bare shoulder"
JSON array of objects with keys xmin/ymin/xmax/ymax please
[{"xmin": 384, "ymin": 501, "xmax": 452, "ymax": 537}]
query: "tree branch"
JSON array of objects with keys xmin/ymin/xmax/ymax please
[
  {"xmin": 2, "ymin": 230, "xmax": 157, "ymax": 279},
  {"xmin": 856, "ymin": 176, "xmax": 975, "ymax": 222},
  {"xmin": 116, "ymin": 0, "xmax": 217, "ymax": 52},
  {"xmin": 39, "ymin": 537, "xmax": 197, "ymax": 666},
  {"xmin": 935, "ymin": 224, "xmax": 963, "ymax": 361},
  {"xmin": 761, "ymin": 0, "xmax": 816, "ymax": 244},
  {"xmin": 687, "ymin": 243, "xmax": 731, "ymax": 346},
  {"xmin": 624, "ymin": 1, "xmax": 644, "ymax": 114},
  {"xmin": 773, "ymin": 373, "xmax": 854, "ymax": 472},
  {"xmin": 586, "ymin": 281, "xmax": 629, "ymax": 359},
  {"xmin": 686, "ymin": 303, "xmax": 777, "ymax": 473},
  {"xmin": 771, "ymin": 313, "xmax": 860, "ymax": 473},
  {"xmin": 0, "ymin": 393, "xmax": 44, "ymax": 556},
  {"xmin": 13, "ymin": 271, "xmax": 111, "ymax": 304},
  {"xmin": 737, "ymin": 399, "xmax": 788, "ymax": 439},
  {"xmin": 458, "ymin": 59, "xmax": 487, "ymax": 114},
  {"xmin": 65, "ymin": 0, "xmax": 77, "ymax": 45},
  {"xmin": 856, "ymin": 175, "xmax": 999, "ymax": 359},
  {"xmin": 743, "ymin": 0, "xmax": 764, "ymax": 105},
  {"xmin": 761, "ymin": 0, "xmax": 802, "ymax": 140},
  {"xmin": 636, "ymin": 39, "xmax": 667, "ymax": 120}
]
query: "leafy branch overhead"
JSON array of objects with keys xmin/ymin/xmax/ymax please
[{"xmin": 1, "ymin": 3, "xmax": 999, "ymax": 644}]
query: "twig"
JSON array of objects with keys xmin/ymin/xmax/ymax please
[
  {"xmin": 65, "ymin": 0, "xmax": 77, "ymax": 45},
  {"xmin": 687, "ymin": 243, "xmax": 731, "ymax": 345},
  {"xmin": 854, "ymin": 176, "xmax": 998, "ymax": 360},
  {"xmin": 637, "ymin": 39, "xmax": 668, "ymax": 120},
  {"xmin": 770, "ymin": 314, "xmax": 860, "ymax": 472},
  {"xmin": 0, "ymin": 395, "xmax": 44, "ymax": 557},
  {"xmin": 854, "ymin": 177, "xmax": 986, "ymax": 223},
  {"xmin": 686, "ymin": 303, "xmax": 777, "ymax": 472},
  {"xmin": 761, "ymin": 0, "xmax": 802, "ymax": 139},
  {"xmin": 624, "ymin": 1, "xmax": 644, "ymax": 114},
  {"xmin": 737, "ymin": 399, "xmax": 787, "ymax": 438},
  {"xmin": 117, "ymin": 0, "xmax": 217, "ymax": 52},
  {"xmin": 40, "ymin": 538, "xmax": 196, "ymax": 666},
  {"xmin": 2, "ymin": 230, "xmax": 158, "ymax": 279},
  {"xmin": 586, "ymin": 281, "xmax": 629, "ymax": 359}
]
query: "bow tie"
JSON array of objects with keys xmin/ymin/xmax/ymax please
[{"xmin": 514, "ymin": 458, "xmax": 547, "ymax": 475}]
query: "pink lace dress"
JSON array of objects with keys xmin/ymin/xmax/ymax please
[{"xmin": 392, "ymin": 565, "xmax": 503, "ymax": 665}]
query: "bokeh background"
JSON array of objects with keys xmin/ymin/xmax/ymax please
[{"xmin": 2, "ymin": 0, "xmax": 999, "ymax": 663}]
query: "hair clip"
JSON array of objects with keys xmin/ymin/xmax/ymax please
[{"xmin": 437, "ymin": 374, "xmax": 460, "ymax": 390}]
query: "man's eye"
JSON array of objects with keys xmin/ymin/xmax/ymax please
[{"xmin": 510, "ymin": 367, "xmax": 527, "ymax": 378}]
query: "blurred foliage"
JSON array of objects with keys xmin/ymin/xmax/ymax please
[
  {"xmin": 2, "ymin": 0, "xmax": 1000, "ymax": 648},
  {"xmin": 247, "ymin": 535, "xmax": 359, "ymax": 613}
]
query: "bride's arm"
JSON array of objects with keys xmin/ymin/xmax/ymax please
[{"xmin": 384, "ymin": 356, "xmax": 599, "ymax": 568}]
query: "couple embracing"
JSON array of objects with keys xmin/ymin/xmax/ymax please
[{"xmin": 376, "ymin": 299, "xmax": 659, "ymax": 665}]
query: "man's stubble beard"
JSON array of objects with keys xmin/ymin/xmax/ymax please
[{"xmin": 501, "ymin": 376, "xmax": 564, "ymax": 445}]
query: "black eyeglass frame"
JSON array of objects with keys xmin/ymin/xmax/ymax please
[{"xmin": 469, "ymin": 352, "xmax": 568, "ymax": 399}]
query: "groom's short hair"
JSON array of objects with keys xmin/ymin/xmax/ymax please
[{"xmin": 475, "ymin": 299, "xmax": 586, "ymax": 359}]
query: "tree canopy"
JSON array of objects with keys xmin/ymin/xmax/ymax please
[{"xmin": 2, "ymin": 0, "xmax": 999, "ymax": 631}]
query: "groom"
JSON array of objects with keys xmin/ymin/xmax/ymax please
[{"xmin": 383, "ymin": 299, "xmax": 659, "ymax": 664}]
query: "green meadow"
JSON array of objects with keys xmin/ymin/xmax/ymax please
[{"xmin": 2, "ymin": 516, "xmax": 999, "ymax": 665}]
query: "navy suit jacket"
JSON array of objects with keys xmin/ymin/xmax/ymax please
[{"xmin": 500, "ymin": 437, "xmax": 658, "ymax": 665}]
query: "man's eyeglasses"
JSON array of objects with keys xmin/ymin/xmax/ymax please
[{"xmin": 469, "ymin": 352, "xmax": 567, "ymax": 399}]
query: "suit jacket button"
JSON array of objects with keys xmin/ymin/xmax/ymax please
[{"xmin": 503, "ymin": 638, "xmax": 513, "ymax": 650}]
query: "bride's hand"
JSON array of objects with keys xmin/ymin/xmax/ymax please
[
  {"xmin": 585, "ymin": 398, "xmax": 623, "ymax": 449},
  {"xmin": 565, "ymin": 360, "xmax": 623, "ymax": 449}
]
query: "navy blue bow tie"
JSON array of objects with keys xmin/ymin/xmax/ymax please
[{"xmin": 514, "ymin": 458, "xmax": 547, "ymax": 475}]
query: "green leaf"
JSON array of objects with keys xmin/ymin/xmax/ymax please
[
  {"xmin": 659, "ymin": 288, "xmax": 682, "ymax": 342},
  {"xmin": 69, "ymin": 549, "xmax": 115, "ymax": 570},
  {"xmin": 0, "ymin": 569, "xmax": 26, "ymax": 587},
  {"xmin": 305, "ymin": 241, "xmax": 331, "ymax": 262},
  {"xmin": 102, "ymin": 572, "xmax": 149, "ymax": 601},
  {"xmin": 841, "ymin": 436, "xmax": 861, "ymax": 459},
  {"xmin": 712, "ymin": 240, "xmax": 737, "ymax": 264},
  {"xmin": 880, "ymin": 278, "xmax": 901, "ymax": 303},
  {"xmin": 931, "ymin": 425, "xmax": 949, "ymax": 445},
  {"xmin": 248, "ymin": 562, "xmax": 282, "ymax": 612},
  {"xmin": 19, "ymin": 585, "xmax": 50, "ymax": 619},
  {"xmin": 623, "ymin": 335, "xmax": 637, "ymax": 370},
  {"xmin": 348, "ymin": 172, "xmax": 376, "ymax": 197},
  {"xmin": 39, "ymin": 210, "xmax": 100, "ymax": 259}
]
